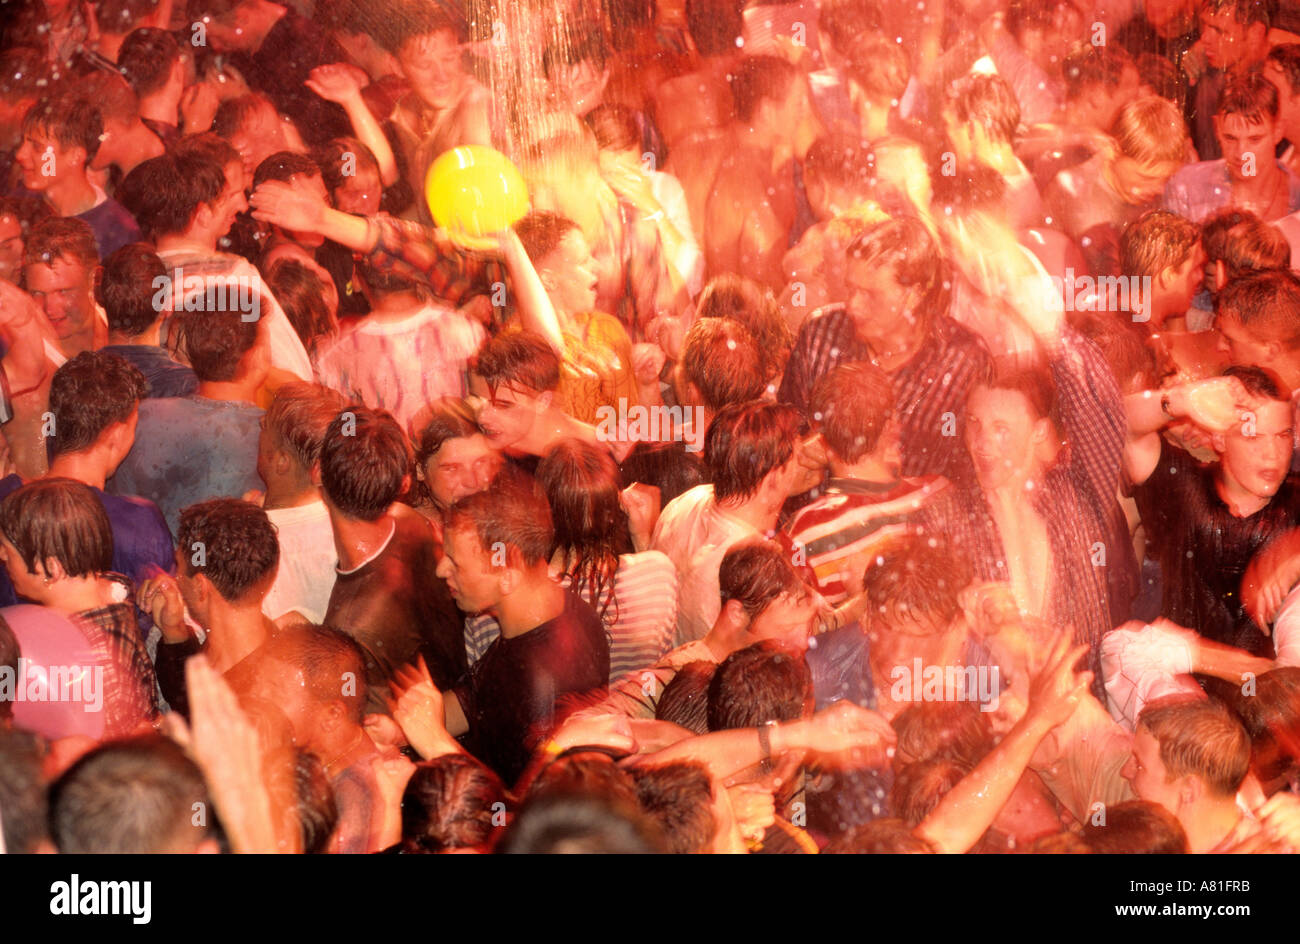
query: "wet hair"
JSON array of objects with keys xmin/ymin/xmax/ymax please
[
  {"xmin": 49, "ymin": 734, "xmax": 219, "ymax": 853},
  {"xmin": 319, "ymin": 406, "xmax": 412, "ymax": 521},
  {"xmin": 730, "ymin": 56, "xmax": 799, "ymax": 124},
  {"xmin": 269, "ymin": 624, "xmax": 369, "ymax": 724},
  {"xmin": 585, "ymin": 103, "xmax": 640, "ymax": 153},
  {"xmin": 445, "ymin": 470, "xmax": 553, "ymax": 569},
  {"xmin": 22, "ymin": 95, "xmax": 103, "ymax": 162},
  {"xmin": 947, "ymin": 72, "xmax": 1020, "ymax": 145},
  {"xmin": 472, "ymin": 331, "xmax": 562, "ymax": 396},
  {"xmin": 118, "ymin": 152, "xmax": 226, "ymax": 241},
  {"xmin": 618, "ymin": 441, "xmax": 706, "ymax": 506},
  {"xmin": 823, "ymin": 817, "xmax": 935, "ymax": 853},
  {"xmin": 537, "ymin": 438, "xmax": 632, "ymax": 622},
  {"xmin": 655, "ymin": 661, "xmax": 716, "ymax": 734},
  {"xmin": 0, "ymin": 728, "xmax": 48, "ymax": 853},
  {"xmin": 846, "ymin": 216, "xmax": 949, "ymax": 326},
  {"xmin": 496, "ymin": 788, "xmax": 663, "ymax": 853},
  {"xmin": 628, "ymin": 762, "xmax": 717, "ymax": 854},
  {"xmin": 47, "ymin": 351, "xmax": 147, "ymax": 458},
  {"xmin": 266, "ymin": 382, "xmax": 349, "ymax": 472},
  {"xmin": 1113, "ymin": 97, "xmax": 1189, "ymax": 165},
  {"xmin": 695, "ymin": 275, "xmax": 791, "ymax": 383},
  {"xmin": 685, "ymin": 0, "xmax": 745, "ymax": 57},
  {"xmin": 1216, "ymin": 269, "xmax": 1300, "ymax": 347},
  {"xmin": 542, "ymin": 28, "xmax": 609, "ymax": 78},
  {"xmin": 265, "ymin": 260, "xmax": 338, "ymax": 356},
  {"xmin": 680, "ymin": 317, "xmax": 767, "ymax": 411},
  {"xmin": 704, "ymin": 401, "xmax": 803, "ymax": 503},
  {"xmin": 1202, "ymin": 0, "xmax": 1270, "ymax": 29},
  {"xmin": 514, "ymin": 210, "xmax": 581, "ymax": 266},
  {"xmin": 400, "ymin": 754, "xmax": 508, "ymax": 853},
  {"xmin": 22, "ymin": 216, "xmax": 98, "ymax": 272},
  {"xmin": 177, "ymin": 498, "xmax": 280, "ymax": 603},
  {"xmin": 973, "ymin": 358, "xmax": 1059, "ymax": 429},
  {"xmin": 375, "ymin": 4, "xmax": 463, "ymax": 54},
  {"xmin": 811, "ymin": 361, "xmax": 895, "ymax": 463},
  {"xmin": 863, "ymin": 535, "xmax": 972, "ymax": 633},
  {"xmin": 803, "ymin": 134, "xmax": 875, "ymax": 193},
  {"xmin": 1201, "ymin": 207, "xmax": 1257, "ymax": 266},
  {"xmin": 1225, "ymin": 666, "xmax": 1300, "ymax": 787},
  {"xmin": 842, "ymin": 34, "xmax": 909, "ymax": 104},
  {"xmin": 718, "ymin": 539, "xmax": 810, "ymax": 620},
  {"xmin": 118, "ymin": 27, "xmax": 181, "ymax": 98},
  {"xmin": 1223, "ymin": 363, "xmax": 1284, "ymax": 400},
  {"xmin": 1138, "ymin": 695, "xmax": 1251, "ymax": 798},
  {"xmin": 1267, "ymin": 43, "xmax": 1300, "ymax": 94},
  {"xmin": 890, "ymin": 757, "xmax": 971, "ymax": 826},
  {"xmin": 0, "ymin": 478, "xmax": 113, "ymax": 579},
  {"xmin": 707, "ymin": 640, "xmax": 813, "ymax": 731},
  {"xmin": 1120, "ymin": 208, "xmax": 1201, "ymax": 280},
  {"xmin": 175, "ymin": 306, "xmax": 260, "ymax": 382},
  {"xmin": 414, "ymin": 398, "xmax": 482, "ymax": 470},
  {"xmin": 892, "ymin": 701, "xmax": 995, "ymax": 770},
  {"xmin": 315, "ymin": 137, "xmax": 381, "ymax": 195},
  {"xmin": 1218, "ymin": 220, "xmax": 1290, "ymax": 283},
  {"xmin": 252, "ymin": 151, "xmax": 323, "ymax": 190},
  {"xmin": 98, "ymin": 242, "xmax": 167, "ymax": 338},
  {"xmin": 1216, "ymin": 72, "xmax": 1280, "ymax": 123},
  {"xmin": 1081, "ymin": 799, "xmax": 1189, "ymax": 853},
  {"xmin": 293, "ymin": 750, "xmax": 338, "ymax": 854}
]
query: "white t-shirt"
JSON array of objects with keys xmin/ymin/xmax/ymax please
[{"xmin": 262, "ymin": 499, "xmax": 338, "ymax": 625}]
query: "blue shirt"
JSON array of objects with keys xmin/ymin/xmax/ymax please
[{"xmin": 99, "ymin": 344, "xmax": 198, "ymax": 399}]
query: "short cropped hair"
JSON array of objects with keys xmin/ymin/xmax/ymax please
[
  {"xmin": 176, "ymin": 307, "xmax": 260, "ymax": 382},
  {"xmin": 414, "ymin": 398, "xmax": 481, "ymax": 469},
  {"xmin": 170, "ymin": 133, "xmax": 242, "ymax": 175},
  {"xmin": 1267, "ymin": 43, "xmax": 1300, "ymax": 94},
  {"xmin": 628, "ymin": 762, "xmax": 717, "ymax": 854},
  {"xmin": 655, "ymin": 661, "xmax": 715, "ymax": 735},
  {"xmin": 319, "ymin": 406, "xmax": 412, "ymax": 521},
  {"xmin": 842, "ymin": 34, "xmax": 909, "ymax": 104},
  {"xmin": 846, "ymin": 216, "xmax": 949, "ymax": 326},
  {"xmin": 1138, "ymin": 695, "xmax": 1251, "ymax": 798},
  {"xmin": 812, "ymin": 361, "xmax": 895, "ymax": 463},
  {"xmin": 1216, "ymin": 72, "xmax": 1279, "ymax": 123},
  {"xmin": 177, "ymin": 499, "xmax": 280, "ymax": 603},
  {"xmin": 0, "ymin": 478, "xmax": 113, "ymax": 580},
  {"xmin": 695, "ymin": 274, "xmax": 792, "ymax": 382},
  {"xmin": 707, "ymin": 640, "xmax": 813, "ymax": 731},
  {"xmin": 118, "ymin": 27, "xmax": 181, "ymax": 97},
  {"xmin": 1219, "ymin": 220, "xmax": 1290, "ymax": 282},
  {"xmin": 892, "ymin": 701, "xmax": 995, "ymax": 770},
  {"xmin": 1113, "ymin": 97, "xmax": 1188, "ymax": 165},
  {"xmin": 948, "ymin": 72, "xmax": 1021, "ymax": 144},
  {"xmin": 863, "ymin": 535, "xmax": 972, "ymax": 633},
  {"xmin": 680, "ymin": 317, "xmax": 767, "ymax": 412},
  {"xmin": 119, "ymin": 153, "xmax": 226, "ymax": 242},
  {"xmin": 803, "ymin": 134, "xmax": 875, "ymax": 192},
  {"xmin": 1120, "ymin": 209, "xmax": 1201, "ymax": 280},
  {"xmin": 22, "ymin": 216, "xmax": 98, "ymax": 272},
  {"xmin": 514, "ymin": 210, "xmax": 580, "ymax": 266},
  {"xmin": 265, "ymin": 382, "xmax": 348, "ymax": 471},
  {"xmin": 703, "ymin": 401, "xmax": 803, "ymax": 503},
  {"xmin": 400, "ymin": 754, "xmax": 508, "ymax": 853},
  {"xmin": 295, "ymin": 624, "xmax": 369, "ymax": 724},
  {"xmin": 49, "ymin": 735, "xmax": 217, "ymax": 853},
  {"xmin": 315, "ymin": 137, "xmax": 380, "ymax": 194},
  {"xmin": 1216, "ymin": 269, "xmax": 1300, "ymax": 347},
  {"xmin": 1082, "ymin": 799, "xmax": 1188, "ymax": 853},
  {"xmin": 472, "ymin": 331, "xmax": 562, "ymax": 396},
  {"xmin": 252, "ymin": 151, "xmax": 323, "ymax": 190},
  {"xmin": 22, "ymin": 95, "xmax": 103, "ymax": 162},
  {"xmin": 374, "ymin": 4, "xmax": 462, "ymax": 54},
  {"xmin": 731, "ymin": 56, "xmax": 799, "ymax": 124},
  {"xmin": 97, "ymin": 242, "xmax": 167, "ymax": 338},
  {"xmin": 445, "ymin": 471, "xmax": 553, "ymax": 568},
  {"xmin": 47, "ymin": 351, "xmax": 147, "ymax": 458}
]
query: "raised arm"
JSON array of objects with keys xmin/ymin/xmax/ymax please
[
  {"xmin": 1123, "ymin": 376, "xmax": 1249, "ymax": 486},
  {"xmin": 306, "ymin": 64, "xmax": 400, "ymax": 186}
]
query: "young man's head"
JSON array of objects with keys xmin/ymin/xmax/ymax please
[
  {"xmin": 49, "ymin": 734, "xmax": 221, "ymax": 853},
  {"xmin": 97, "ymin": 242, "xmax": 166, "ymax": 342},
  {"xmin": 117, "ymin": 27, "xmax": 184, "ymax": 106},
  {"xmin": 1125, "ymin": 695, "xmax": 1250, "ymax": 817},
  {"xmin": 716, "ymin": 539, "xmax": 819, "ymax": 650},
  {"xmin": 470, "ymin": 331, "xmax": 563, "ymax": 450},
  {"xmin": 377, "ymin": 7, "xmax": 469, "ymax": 111},
  {"xmin": 319, "ymin": 406, "xmax": 412, "ymax": 523},
  {"xmin": 47, "ymin": 350, "xmax": 147, "ymax": 469},
  {"xmin": 1215, "ymin": 73, "xmax": 1282, "ymax": 184},
  {"xmin": 21, "ymin": 217, "xmax": 99, "ymax": 345},
  {"xmin": 704, "ymin": 401, "xmax": 805, "ymax": 509},
  {"xmin": 0, "ymin": 479, "xmax": 112, "ymax": 604},
  {"xmin": 13, "ymin": 95, "xmax": 100, "ymax": 197},
  {"xmin": 707, "ymin": 639, "xmax": 814, "ymax": 731},
  {"xmin": 695, "ymin": 274, "xmax": 792, "ymax": 383},
  {"xmin": 811, "ymin": 361, "xmax": 899, "ymax": 477},
  {"xmin": 257, "ymin": 382, "xmax": 348, "ymax": 496},
  {"xmin": 317, "ymin": 137, "xmax": 383, "ymax": 217},
  {"xmin": 1120, "ymin": 208, "xmax": 1205, "ymax": 325},
  {"xmin": 627, "ymin": 762, "xmax": 718, "ymax": 855},
  {"xmin": 176, "ymin": 306, "xmax": 269, "ymax": 388},
  {"xmin": 0, "ymin": 196, "xmax": 47, "ymax": 285},
  {"xmin": 252, "ymin": 151, "xmax": 328, "ymax": 249},
  {"xmin": 176, "ymin": 498, "xmax": 280, "ymax": 620},
  {"xmin": 1109, "ymin": 97, "xmax": 1189, "ymax": 203},
  {"xmin": 1216, "ymin": 269, "xmax": 1300, "ymax": 375},
  {"xmin": 1080, "ymin": 798, "xmax": 1189, "ymax": 853},
  {"xmin": 1208, "ymin": 364, "xmax": 1294, "ymax": 502},
  {"xmin": 841, "ymin": 33, "xmax": 910, "ymax": 116},
  {"xmin": 74, "ymin": 71, "xmax": 145, "ymax": 172},
  {"xmin": 1204, "ymin": 216, "xmax": 1289, "ymax": 297},
  {"xmin": 1264, "ymin": 43, "xmax": 1300, "ymax": 134},
  {"xmin": 119, "ymin": 151, "xmax": 245, "ymax": 246},
  {"xmin": 543, "ymin": 30, "xmax": 611, "ymax": 118},
  {"xmin": 413, "ymin": 398, "xmax": 501, "ymax": 513},
  {"xmin": 843, "ymin": 216, "xmax": 949, "ymax": 356},
  {"xmin": 514, "ymin": 210, "xmax": 600, "ymax": 316},
  {"xmin": 212, "ymin": 93, "xmax": 305, "ymax": 182},
  {"xmin": 1226, "ymin": 666, "xmax": 1300, "ymax": 794},
  {"xmin": 802, "ymin": 134, "xmax": 876, "ymax": 222},
  {"xmin": 1062, "ymin": 45, "xmax": 1141, "ymax": 133},
  {"xmin": 966, "ymin": 361, "xmax": 1057, "ymax": 492},
  {"xmin": 863, "ymin": 536, "xmax": 972, "ymax": 637},
  {"xmin": 1199, "ymin": 0, "xmax": 1270, "ymax": 73},
  {"xmin": 944, "ymin": 73, "xmax": 1020, "ymax": 166},
  {"xmin": 437, "ymin": 472, "xmax": 554, "ymax": 615},
  {"xmin": 731, "ymin": 55, "xmax": 806, "ymax": 136},
  {"xmin": 677, "ymin": 317, "xmax": 766, "ymax": 415}
]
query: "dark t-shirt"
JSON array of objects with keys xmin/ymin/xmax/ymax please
[
  {"xmin": 0, "ymin": 474, "xmax": 173, "ymax": 607},
  {"xmin": 1133, "ymin": 440, "xmax": 1298, "ymax": 656},
  {"xmin": 99, "ymin": 344, "xmax": 198, "ymax": 399},
  {"xmin": 324, "ymin": 509, "xmax": 466, "ymax": 713},
  {"xmin": 79, "ymin": 195, "xmax": 140, "ymax": 260},
  {"xmin": 457, "ymin": 589, "xmax": 610, "ymax": 785}
]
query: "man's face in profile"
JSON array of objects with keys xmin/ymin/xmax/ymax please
[
  {"xmin": 746, "ymin": 592, "xmax": 817, "ymax": 652},
  {"xmin": 436, "ymin": 522, "xmax": 503, "ymax": 615},
  {"xmin": 471, "ymin": 376, "xmax": 543, "ymax": 450},
  {"xmin": 1122, "ymin": 724, "xmax": 1182, "ymax": 812}
]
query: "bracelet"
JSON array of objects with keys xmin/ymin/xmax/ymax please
[{"xmin": 757, "ymin": 720, "xmax": 778, "ymax": 766}]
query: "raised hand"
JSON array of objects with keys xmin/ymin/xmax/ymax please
[
  {"xmin": 249, "ymin": 180, "xmax": 329, "ymax": 235},
  {"xmin": 1024, "ymin": 631, "xmax": 1091, "ymax": 731},
  {"xmin": 305, "ymin": 63, "xmax": 369, "ymax": 104},
  {"xmin": 137, "ymin": 566, "xmax": 189, "ymax": 644},
  {"xmin": 387, "ymin": 656, "xmax": 456, "ymax": 759}
]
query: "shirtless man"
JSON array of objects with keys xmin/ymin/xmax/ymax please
[{"xmin": 651, "ymin": 0, "xmax": 745, "ymax": 150}]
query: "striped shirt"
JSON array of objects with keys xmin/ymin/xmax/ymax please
[
  {"xmin": 314, "ymin": 304, "xmax": 486, "ymax": 434},
  {"xmin": 786, "ymin": 476, "xmax": 950, "ymax": 605},
  {"xmin": 778, "ymin": 308, "xmax": 990, "ymax": 483},
  {"xmin": 464, "ymin": 552, "xmax": 679, "ymax": 684}
]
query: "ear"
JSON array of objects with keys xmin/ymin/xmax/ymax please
[
  {"xmin": 398, "ymin": 473, "xmax": 412, "ymax": 496},
  {"xmin": 274, "ymin": 445, "xmax": 293, "ymax": 477},
  {"xmin": 1032, "ymin": 416, "xmax": 1053, "ymax": 445},
  {"xmin": 721, "ymin": 598, "xmax": 749, "ymax": 633},
  {"xmin": 1178, "ymin": 774, "xmax": 1201, "ymax": 810},
  {"xmin": 308, "ymin": 461, "xmax": 323, "ymax": 487},
  {"xmin": 535, "ymin": 389, "xmax": 554, "ymax": 413},
  {"xmin": 192, "ymin": 571, "xmax": 215, "ymax": 606},
  {"xmin": 41, "ymin": 557, "xmax": 67, "ymax": 583},
  {"xmin": 1210, "ymin": 430, "xmax": 1227, "ymax": 455},
  {"xmin": 497, "ymin": 562, "xmax": 520, "ymax": 596}
]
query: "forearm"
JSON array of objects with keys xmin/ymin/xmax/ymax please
[
  {"xmin": 444, "ymin": 691, "xmax": 469, "ymax": 737},
  {"xmin": 1125, "ymin": 387, "xmax": 1183, "ymax": 438},
  {"xmin": 498, "ymin": 231, "xmax": 565, "ymax": 355},
  {"xmin": 339, "ymin": 95, "xmax": 399, "ymax": 186},
  {"xmin": 1192, "ymin": 637, "xmax": 1274, "ymax": 683}
]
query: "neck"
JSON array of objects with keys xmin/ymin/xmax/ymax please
[
  {"xmin": 1233, "ymin": 159, "xmax": 1282, "ymax": 197},
  {"xmin": 829, "ymin": 456, "xmax": 899, "ymax": 486},
  {"xmin": 109, "ymin": 322, "xmax": 163, "ymax": 347},
  {"xmin": 983, "ymin": 468, "xmax": 1038, "ymax": 505},
  {"xmin": 44, "ymin": 174, "xmax": 98, "ymax": 218},
  {"xmin": 196, "ymin": 376, "xmax": 260, "ymax": 405},
  {"xmin": 203, "ymin": 604, "xmax": 272, "ymax": 674},
  {"xmin": 111, "ymin": 124, "xmax": 165, "ymax": 176},
  {"xmin": 317, "ymin": 725, "xmax": 368, "ymax": 776},
  {"xmin": 717, "ymin": 491, "xmax": 780, "ymax": 535},
  {"xmin": 156, "ymin": 230, "xmax": 217, "ymax": 256},
  {"xmin": 139, "ymin": 90, "xmax": 181, "ymax": 127},
  {"xmin": 514, "ymin": 408, "xmax": 597, "ymax": 458},
  {"xmin": 328, "ymin": 509, "xmax": 394, "ymax": 571},
  {"xmin": 60, "ymin": 321, "xmax": 105, "ymax": 360},
  {"xmin": 264, "ymin": 476, "xmax": 321, "ymax": 511},
  {"xmin": 1215, "ymin": 472, "xmax": 1271, "ymax": 518},
  {"xmin": 44, "ymin": 575, "xmax": 112, "ymax": 616},
  {"xmin": 494, "ymin": 573, "xmax": 566, "ymax": 637},
  {"xmin": 1182, "ymin": 796, "xmax": 1244, "ymax": 854},
  {"xmin": 46, "ymin": 450, "xmax": 113, "ymax": 490}
]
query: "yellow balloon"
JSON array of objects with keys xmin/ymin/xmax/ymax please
[{"xmin": 424, "ymin": 146, "xmax": 530, "ymax": 237}]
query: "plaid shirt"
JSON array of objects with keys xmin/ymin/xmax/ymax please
[
  {"xmin": 71, "ymin": 577, "xmax": 159, "ymax": 738},
  {"xmin": 922, "ymin": 330, "xmax": 1129, "ymax": 680},
  {"xmin": 779, "ymin": 306, "xmax": 991, "ymax": 482}
]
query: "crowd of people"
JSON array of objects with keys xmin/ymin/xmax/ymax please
[{"xmin": 2, "ymin": 0, "xmax": 1300, "ymax": 855}]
